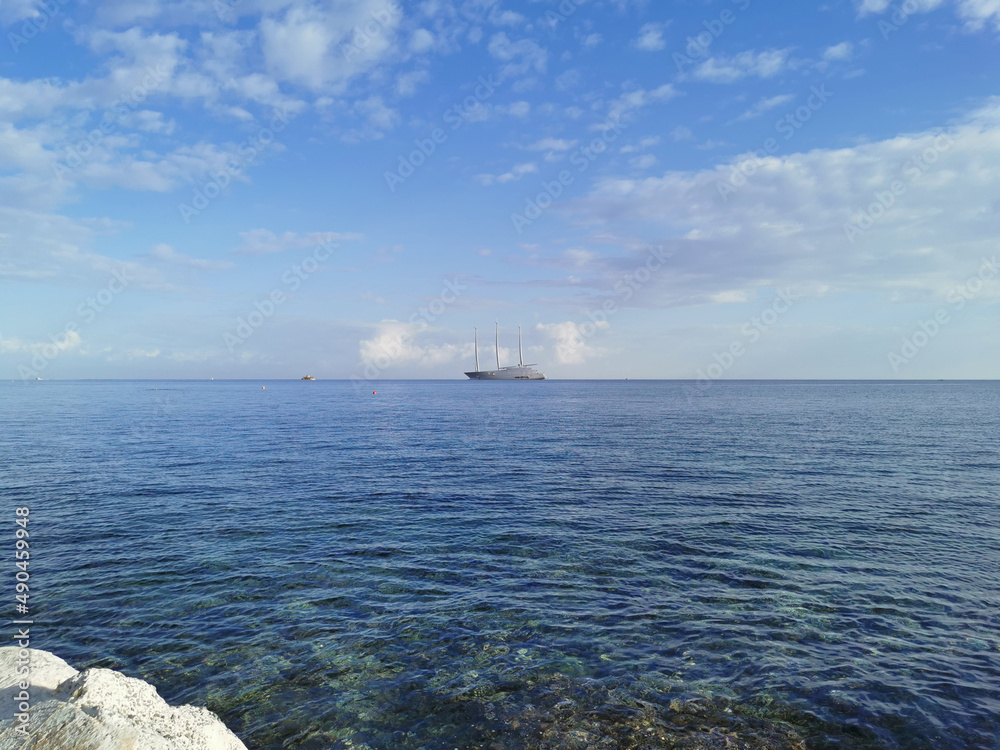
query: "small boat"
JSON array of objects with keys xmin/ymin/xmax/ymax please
[{"xmin": 300, "ymin": 375, "xmax": 316, "ymax": 381}]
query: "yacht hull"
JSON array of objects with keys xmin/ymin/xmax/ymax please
[{"xmin": 465, "ymin": 367, "xmax": 545, "ymax": 380}]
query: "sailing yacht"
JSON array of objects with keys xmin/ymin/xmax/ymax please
[{"xmin": 465, "ymin": 323, "xmax": 546, "ymax": 380}]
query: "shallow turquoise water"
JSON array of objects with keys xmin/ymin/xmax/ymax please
[{"xmin": 2, "ymin": 380, "xmax": 998, "ymax": 748}]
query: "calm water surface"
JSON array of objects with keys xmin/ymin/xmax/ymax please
[{"xmin": 2, "ymin": 380, "xmax": 998, "ymax": 749}]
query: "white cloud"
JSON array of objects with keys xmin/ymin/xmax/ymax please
[
  {"xmin": 348, "ymin": 95, "xmax": 400, "ymax": 139},
  {"xmin": 0, "ymin": 335, "xmax": 21, "ymax": 354},
  {"xmin": 854, "ymin": 0, "xmax": 1000, "ymax": 29},
  {"xmin": 489, "ymin": 8, "xmax": 525, "ymax": 26},
  {"xmin": 260, "ymin": 10, "xmax": 339, "ymax": 89},
  {"xmin": 855, "ymin": 0, "xmax": 942, "ymax": 15},
  {"xmin": 528, "ymin": 138, "xmax": 578, "ymax": 151},
  {"xmin": 957, "ymin": 0, "xmax": 1000, "ymax": 28},
  {"xmin": 0, "ymin": 121, "xmax": 58, "ymax": 175},
  {"xmin": 128, "ymin": 348, "xmax": 161, "ymax": 359},
  {"xmin": 0, "ymin": 30, "xmax": 188, "ymax": 124},
  {"xmin": 693, "ymin": 49, "xmax": 792, "ymax": 83},
  {"xmin": 233, "ymin": 229, "xmax": 362, "ymax": 256},
  {"xmin": 622, "ymin": 136, "xmax": 663, "ymax": 153},
  {"xmin": 260, "ymin": 1, "xmax": 402, "ymax": 92},
  {"xmin": 823, "ymin": 42, "xmax": 855, "ymax": 61},
  {"xmin": 568, "ymin": 98, "xmax": 1000, "ymax": 306},
  {"xmin": 397, "ymin": 70, "xmax": 430, "ymax": 97},
  {"xmin": 536, "ymin": 321, "xmax": 608, "ymax": 364},
  {"xmin": 607, "ymin": 84, "xmax": 677, "ymax": 124},
  {"xmin": 0, "ymin": 0, "xmax": 44, "ymax": 24},
  {"xmin": 696, "ymin": 139, "xmax": 729, "ymax": 150},
  {"xmin": 555, "ymin": 69, "xmax": 581, "ymax": 91},
  {"xmin": 565, "ymin": 248, "xmax": 599, "ymax": 267},
  {"xmin": 0, "ymin": 206, "xmax": 163, "ymax": 289},
  {"xmin": 634, "ymin": 22, "xmax": 667, "ymax": 51},
  {"xmin": 487, "ymin": 32, "xmax": 548, "ymax": 80},
  {"xmin": 410, "ymin": 28, "xmax": 435, "ymax": 53},
  {"xmin": 0, "ymin": 23, "xmax": 313, "ymax": 208},
  {"xmin": 855, "ymin": 0, "xmax": 894, "ymax": 11},
  {"xmin": 497, "ymin": 100, "xmax": 531, "ymax": 117},
  {"xmin": 128, "ymin": 110, "xmax": 177, "ymax": 134},
  {"xmin": 0, "ymin": 329, "xmax": 82, "ymax": 355},
  {"xmin": 147, "ymin": 244, "xmax": 234, "ymax": 270},
  {"xmin": 733, "ymin": 94, "xmax": 795, "ymax": 122},
  {"xmin": 477, "ymin": 162, "xmax": 538, "ymax": 186},
  {"xmin": 630, "ymin": 154, "xmax": 658, "ymax": 169},
  {"xmin": 56, "ymin": 140, "xmax": 265, "ymax": 194},
  {"xmin": 94, "ymin": 0, "xmax": 191, "ymax": 26},
  {"xmin": 457, "ymin": 100, "xmax": 491, "ymax": 123},
  {"xmin": 359, "ymin": 320, "xmax": 463, "ymax": 368}
]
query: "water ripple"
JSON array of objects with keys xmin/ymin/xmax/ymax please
[{"xmin": 2, "ymin": 380, "xmax": 998, "ymax": 749}]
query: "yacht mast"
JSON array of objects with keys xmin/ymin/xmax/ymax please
[
  {"xmin": 474, "ymin": 327, "xmax": 479, "ymax": 372},
  {"xmin": 495, "ymin": 321, "xmax": 501, "ymax": 369},
  {"xmin": 518, "ymin": 325, "xmax": 524, "ymax": 367}
]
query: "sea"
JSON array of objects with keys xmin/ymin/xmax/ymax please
[{"xmin": 2, "ymin": 379, "xmax": 998, "ymax": 749}]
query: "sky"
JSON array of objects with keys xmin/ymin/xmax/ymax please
[{"xmin": 1, "ymin": 0, "xmax": 999, "ymax": 381}]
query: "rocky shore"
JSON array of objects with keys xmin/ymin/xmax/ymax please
[{"xmin": 0, "ymin": 647, "xmax": 247, "ymax": 750}]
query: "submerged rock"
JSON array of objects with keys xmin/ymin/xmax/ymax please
[{"xmin": 0, "ymin": 647, "xmax": 247, "ymax": 750}]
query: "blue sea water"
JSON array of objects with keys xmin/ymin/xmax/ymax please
[{"xmin": 2, "ymin": 380, "xmax": 999, "ymax": 749}]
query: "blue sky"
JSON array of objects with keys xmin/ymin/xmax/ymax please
[{"xmin": 1, "ymin": 0, "xmax": 999, "ymax": 380}]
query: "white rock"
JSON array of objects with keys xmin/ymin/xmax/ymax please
[
  {"xmin": 0, "ymin": 648, "xmax": 247, "ymax": 750},
  {"xmin": 0, "ymin": 648, "xmax": 78, "ymax": 705}
]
